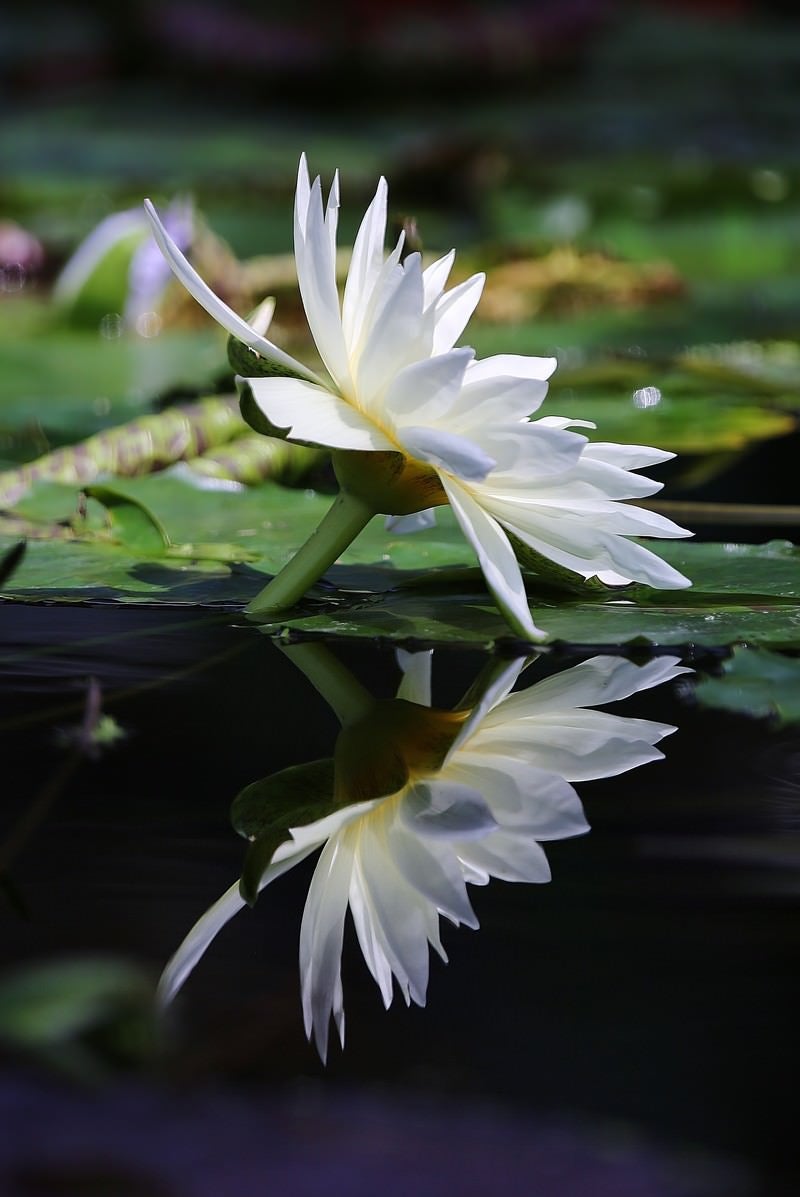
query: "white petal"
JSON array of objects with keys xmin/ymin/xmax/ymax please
[
  {"xmin": 295, "ymin": 154, "xmax": 311, "ymax": 230},
  {"xmin": 401, "ymin": 425, "xmax": 496, "ymax": 483},
  {"xmin": 395, "ymin": 648, "xmax": 433, "ymax": 706},
  {"xmin": 356, "ymin": 253, "xmax": 432, "ymax": 402},
  {"xmin": 55, "ymin": 208, "xmax": 146, "ymax": 302},
  {"xmin": 422, "ymin": 249, "xmax": 455, "ymax": 307},
  {"xmin": 486, "ymin": 498, "xmax": 692, "ymax": 590},
  {"xmin": 385, "ymin": 509, "xmax": 438, "ymax": 534},
  {"xmin": 295, "ymin": 175, "xmax": 352, "ymax": 389},
  {"xmin": 468, "ymin": 423, "xmax": 586, "ymax": 479},
  {"xmin": 466, "ymin": 354, "xmax": 558, "ymax": 384},
  {"xmin": 342, "ymin": 176, "xmax": 388, "ymax": 348},
  {"xmin": 441, "ymin": 478, "xmax": 548, "ymax": 642},
  {"xmin": 244, "ymin": 376, "xmax": 393, "ymax": 451},
  {"xmin": 143, "ymin": 199, "xmax": 319, "ymax": 383},
  {"xmin": 431, "ymin": 272, "xmax": 485, "ymax": 354},
  {"xmin": 382, "ymin": 348, "xmax": 474, "ymax": 427},
  {"xmin": 582, "ymin": 441, "xmax": 675, "ymax": 470}
]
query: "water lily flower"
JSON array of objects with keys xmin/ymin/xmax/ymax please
[
  {"xmin": 159, "ymin": 646, "xmax": 689, "ymax": 1061},
  {"xmin": 144, "ymin": 160, "xmax": 691, "ymax": 641}
]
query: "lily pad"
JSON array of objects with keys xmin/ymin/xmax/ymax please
[
  {"xmin": 0, "ymin": 317, "xmax": 225, "ymax": 451},
  {"xmin": 2, "ymin": 476, "xmax": 800, "ymax": 651},
  {"xmin": 540, "ymin": 393, "xmax": 795, "ymax": 455}
]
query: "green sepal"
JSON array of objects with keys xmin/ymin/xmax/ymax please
[
  {"xmin": 237, "ymin": 378, "xmax": 292, "ymax": 440},
  {"xmin": 227, "ymin": 335, "xmax": 307, "ymax": 380}
]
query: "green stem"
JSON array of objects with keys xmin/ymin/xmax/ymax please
[
  {"xmin": 278, "ymin": 642, "xmax": 374, "ymax": 727},
  {"xmin": 246, "ymin": 489, "xmax": 375, "ymax": 617}
]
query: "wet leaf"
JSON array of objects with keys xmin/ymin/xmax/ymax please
[
  {"xmin": 0, "ymin": 540, "xmax": 26, "ymax": 586},
  {"xmin": 86, "ymin": 485, "xmax": 171, "ymax": 555},
  {"xmin": 232, "ymin": 760, "xmax": 336, "ymax": 904},
  {"xmin": 541, "ymin": 393, "xmax": 795, "ymax": 455}
]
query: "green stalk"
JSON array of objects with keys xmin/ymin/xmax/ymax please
[
  {"xmin": 278, "ymin": 642, "xmax": 374, "ymax": 727},
  {"xmin": 246, "ymin": 489, "xmax": 375, "ymax": 617}
]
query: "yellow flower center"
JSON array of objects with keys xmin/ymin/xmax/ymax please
[
  {"xmin": 333, "ymin": 699, "xmax": 468, "ymax": 805},
  {"xmin": 333, "ymin": 449, "xmax": 448, "ymax": 516}
]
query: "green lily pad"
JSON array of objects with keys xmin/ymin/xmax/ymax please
[
  {"xmin": 695, "ymin": 646, "xmax": 800, "ymax": 726},
  {"xmin": 2, "ymin": 475, "xmax": 800, "ymax": 650},
  {"xmin": 0, "ymin": 316, "xmax": 225, "ymax": 451},
  {"xmin": 540, "ymin": 392, "xmax": 795, "ymax": 455}
]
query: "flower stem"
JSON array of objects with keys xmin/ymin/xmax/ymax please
[{"xmin": 246, "ymin": 489, "xmax": 375, "ymax": 617}]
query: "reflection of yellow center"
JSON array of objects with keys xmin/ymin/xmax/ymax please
[
  {"xmin": 334, "ymin": 699, "xmax": 468, "ymax": 805},
  {"xmin": 333, "ymin": 449, "xmax": 448, "ymax": 516}
]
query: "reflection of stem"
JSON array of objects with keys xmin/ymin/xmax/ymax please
[
  {"xmin": 279, "ymin": 641, "xmax": 373, "ymax": 727},
  {"xmin": 0, "ymin": 676, "xmax": 110, "ymax": 874},
  {"xmin": 0, "ymin": 751, "xmax": 81, "ymax": 876},
  {"xmin": 246, "ymin": 489, "xmax": 374, "ymax": 616}
]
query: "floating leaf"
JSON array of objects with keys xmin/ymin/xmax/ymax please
[
  {"xmin": 86, "ymin": 484, "xmax": 170, "ymax": 555},
  {"xmin": 541, "ymin": 393, "xmax": 795, "ymax": 455},
  {"xmin": 679, "ymin": 341, "xmax": 800, "ymax": 398},
  {"xmin": 695, "ymin": 647, "xmax": 800, "ymax": 726}
]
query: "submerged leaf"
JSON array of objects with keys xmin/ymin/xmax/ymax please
[{"xmin": 695, "ymin": 647, "xmax": 800, "ymax": 726}]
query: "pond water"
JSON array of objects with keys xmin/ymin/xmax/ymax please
[{"xmin": 1, "ymin": 608, "xmax": 798, "ymax": 1196}]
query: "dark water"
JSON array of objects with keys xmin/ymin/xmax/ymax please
[{"xmin": 1, "ymin": 608, "xmax": 799, "ymax": 1196}]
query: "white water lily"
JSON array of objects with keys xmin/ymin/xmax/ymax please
[
  {"xmin": 159, "ymin": 650, "xmax": 688, "ymax": 1061},
  {"xmin": 145, "ymin": 159, "xmax": 691, "ymax": 641}
]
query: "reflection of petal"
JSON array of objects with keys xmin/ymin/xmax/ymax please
[
  {"xmin": 158, "ymin": 842, "xmax": 319, "ymax": 1006},
  {"xmin": 357, "ymin": 820, "xmax": 435, "ymax": 1007},
  {"xmin": 455, "ymin": 829, "xmax": 552, "ymax": 885},
  {"xmin": 162, "ymin": 648, "xmax": 689, "ymax": 1061},
  {"xmin": 386, "ymin": 820, "xmax": 478, "ymax": 928},
  {"xmin": 395, "ymin": 649, "xmax": 432, "ymax": 706},
  {"xmin": 385, "ymin": 509, "xmax": 437, "ymax": 534},
  {"xmin": 402, "ymin": 779, "xmax": 498, "ymax": 839},
  {"xmin": 300, "ymin": 833, "xmax": 356, "ymax": 1061},
  {"xmin": 448, "ymin": 757, "xmax": 589, "ymax": 840},
  {"xmin": 495, "ymin": 655, "xmax": 690, "ymax": 715}
]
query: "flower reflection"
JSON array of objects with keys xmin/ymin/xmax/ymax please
[{"xmin": 160, "ymin": 649, "xmax": 688, "ymax": 1060}]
